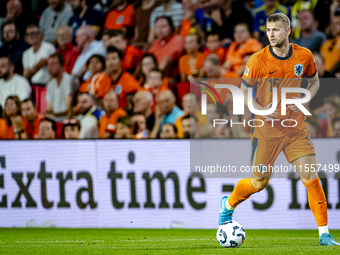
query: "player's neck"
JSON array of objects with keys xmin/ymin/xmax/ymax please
[{"xmin": 272, "ymin": 42, "xmax": 290, "ymax": 58}]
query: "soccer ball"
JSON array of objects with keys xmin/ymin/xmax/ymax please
[{"xmin": 216, "ymin": 221, "xmax": 246, "ymax": 248}]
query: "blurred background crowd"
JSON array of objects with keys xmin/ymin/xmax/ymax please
[{"xmin": 0, "ymin": 0, "xmax": 340, "ymax": 139}]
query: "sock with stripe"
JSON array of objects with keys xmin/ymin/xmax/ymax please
[{"xmin": 304, "ymin": 178, "xmax": 328, "ymax": 233}]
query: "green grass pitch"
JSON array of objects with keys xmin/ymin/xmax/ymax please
[{"xmin": 0, "ymin": 229, "xmax": 339, "ymax": 254}]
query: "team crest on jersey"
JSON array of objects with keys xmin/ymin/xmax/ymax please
[
  {"xmin": 244, "ymin": 66, "xmax": 249, "ymax": 76},
  {"xmin": 294, "ymin": 64, "xmax": 303, "ymax": 77},
  {"xmin": 115, "ymin": 84, "xmax": 122, "ymax": 95},
  {"xmin": 117, "ymin": 15, "xmax": 124, "ymax": 25}
]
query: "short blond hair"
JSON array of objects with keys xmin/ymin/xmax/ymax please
[{"xmin": 267, "ymin": 13, "xmax": 291, "ymax": 29}]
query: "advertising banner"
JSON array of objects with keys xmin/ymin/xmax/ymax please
[{"xmin": 0, "ymin": 140, "xmax": 339, "ymax": 229}]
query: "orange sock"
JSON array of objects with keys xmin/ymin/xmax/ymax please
[
  {"xmin": 228, "ymin": 178, "xmax": 258, "ymax": 207},
  {"xmin": 304, "ymin": 178, "xmax": 328, "ymax": 227}
]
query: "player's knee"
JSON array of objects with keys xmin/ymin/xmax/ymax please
[{"xmin": 251, "ymin": 178, "xmax": 269, "ymax": 191}]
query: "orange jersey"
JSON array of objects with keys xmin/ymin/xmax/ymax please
[
  {"xmin": 0, "ymin": 119, "xmax": 14, "ymax": 139},
  {"xmin": 79, "ymin": 73, "xmax": 102, "ymax": 94},
  {"xmin": 226, "ymin": 38, "xmax": 263, "ymax": 72},
  {"xmin": 122, "ymin": 45, "xmax": 143, "ymax": 72},
  {"xmin": 94, "ymin": 72, "xmax": 141, "ymax": 108},
  {"xmin": 24, "ymin": 113, "xmax": 44, "ymax": 139},
  {"xmin": 179, "ymin": 53, "xmax": 205, "ymax": 77},
  {"xmin": 203, "ymin": 47, "xmax": 226, "ymax": 65},
  {"xmin": 99, "ymin": 108, "xmax": 127, "ymax": 137},
  {"xmin": 104, "ymin": 5, "xmax": 134, "ymax": 30},
  {"xmin": 242, "ymin": 44, "xmax": 317, "ymax": 140},
  {"xmin": 320, "ymin": 38, "xmax": 340, "ymax": 72}
]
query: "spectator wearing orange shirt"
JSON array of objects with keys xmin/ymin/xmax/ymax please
[
  {"xmin": 93, "ymin": 47, "xmax": 140, "ymax": 109},
  {"xmin": 179, "ymin": 33, "xmax": 205, "ymax": 82},
  {"xmin": 99, "ymin": 90, "xmax": 127, "ymax": 138},
  {"xmin": 21, "ymin": 98, "xmax": 44, "ymax": 139},
  {"xmin": 56, "ymin": 26, "xmax": 81, "ymax": 74},
  {"xmin": 320, "ymin": 13, "xmax": 340, "ymax": 72},
  {"xmin": 203, "ymin": 33, "xmax": 226, "ymax": 65},
  {"xmin": 149, "ymin": 16, "xmax": 185, "ymax": 76},
  {"xmin": 223, "ymin": 23, "xmax": 262, "ymax": 77},
  {"xmin": 104, "ymin": 0, "xmax": 134, "ymax": 38},
  {"xmin": 108, "ymin": 30, "xmax": 143, "ymax": 73},
  {"xmin": 0, "ymin": 96, "xmax": 27, "ymax": 140},
  {"xmin": 79, "ymin": 55, "xmax": 106, "ymax": 94}
]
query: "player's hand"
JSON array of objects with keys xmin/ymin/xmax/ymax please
[
  {"xmin": 288, "ymin": 96, "xmax": 308, "ymax": 113},
  {"xmin": 259, "ymin": 102, "xmax": 278, "ymax": 119}
]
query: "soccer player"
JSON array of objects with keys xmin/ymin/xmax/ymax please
[{"xmin": 218, "ymin": 13, "xmax": 340, "ymax": 246}]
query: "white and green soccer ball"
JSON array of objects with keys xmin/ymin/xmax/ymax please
[{"xmin": 216, "ymin": 221, "xmax": 246, "ymax": 248}]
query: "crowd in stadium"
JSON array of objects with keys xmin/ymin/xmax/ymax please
[{"xmin": 0, "ymin": 0, "xmax": 340, "ymax": 139}]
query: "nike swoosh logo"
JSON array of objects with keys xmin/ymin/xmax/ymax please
[
  {"xmin": 269, "ymin": 70, "xmax": 278, "ymax": 74},
  {"xmin": 318, "ymin": 201, "xmax": 326, "ymax": 204}
]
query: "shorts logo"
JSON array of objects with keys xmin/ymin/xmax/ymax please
[
  {"xmin": 294, "ymin": 64, "xmax": 303, "ymax": 77},
  {"xmin": 244, "ymin": 66, "xmax": 249, "ymax": 76},
  {"xmin": 115, "ymin": 84, "xmax": 122, "ymax": 95},
  {"xmin": 117, "ymin": 15, "xmax": 124, "ymax": 25}
]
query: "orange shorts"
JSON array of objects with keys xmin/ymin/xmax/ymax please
[{"xmin": 250, "ymin": 129, "xmax": 316, "ymax": 177}]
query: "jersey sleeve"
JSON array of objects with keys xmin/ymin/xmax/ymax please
[
  {"xmin": 241, "ymin": 54, "xmax": 260, "ymax": 87},
  {"xmin": 305, "ymin": 50, "xmax": 317, "ymax": 78}
]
